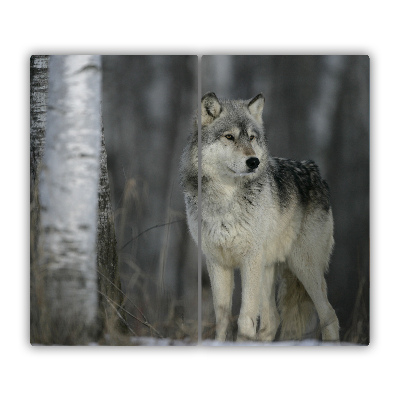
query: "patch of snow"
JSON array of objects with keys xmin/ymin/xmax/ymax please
[
  {"xmin": 129, "ymin": 336, "xmax": 196, "ymax": 346},
  {"xmin": 201, "ymin": 339, "xmax": 357, "ymax": 346}
]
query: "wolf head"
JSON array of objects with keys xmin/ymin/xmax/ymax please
[{"xmin": 201, "ymin": 92, "xmax": 267, "ymax": 178}]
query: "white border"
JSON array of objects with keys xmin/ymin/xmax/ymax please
[{"xmin": 3, "ymin": 1, "xmax": 398, "ymax": 398}]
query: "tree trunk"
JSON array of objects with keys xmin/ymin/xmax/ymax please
[
  {"xmin": 30, "ymin": 55, "xmax": 49, "ymax": 342},
  {"xmin": 30, "ymin": 55, "xmax": 49, "ymax": 183},
  {"xmin": 97, "ymin": 123, "xmax": 128, "ymax": 337},
  {"xmin": 37, "ymin": 55, "xmax": 102, "ymax": 344}
]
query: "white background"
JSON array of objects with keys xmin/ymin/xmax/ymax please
[{"xmin": 2, "ymin": 1, "xmax": 396, "ymax": 398}]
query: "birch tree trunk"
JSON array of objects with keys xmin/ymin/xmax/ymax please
[
  {"xmin": 30, "ymin": 55, "xmax": 49, "ymax": 342},
  {"xmin": 30, "ymin": 55, "xmax": 49, "ymax": 183},
  {"xmin": 38, "ymin": 55, "xmax": 102, "ymax": 344}
]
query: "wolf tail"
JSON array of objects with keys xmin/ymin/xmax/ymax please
[{"xmin": 277, "ymin": 269, "xmax": 319, "ymax": 340}]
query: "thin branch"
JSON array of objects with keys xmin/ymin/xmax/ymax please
[
  {"xmin": 98, "ymin": 290, "xmax": 164, "ymax": 339},
  {"xmin": 97, "ymin": 269, "xmax": 147, "ymax": 322},
  {"xmin": 103, "ymin": 296, "xmax": 137, "ymax": 337},
  {"xmin": 120, "ymin": 219, "xmax": 185, "ymax": 251}
]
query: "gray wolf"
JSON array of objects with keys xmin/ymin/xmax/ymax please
[{"xmin": 180, "ymin": 92, "xmax": 339, "ymax": 342}]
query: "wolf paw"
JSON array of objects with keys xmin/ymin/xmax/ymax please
[{"xmin": 237, "ymin": 315, "xmax": 257, "ymax": 341}]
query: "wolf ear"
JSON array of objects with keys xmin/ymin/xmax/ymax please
[
  {"xmin": 248, "ymin": 93, "xmax": 265, "ymax": 123},
  {"xmin": 201, "ymin": 92, "xmax": 222, "ymax": 126}
]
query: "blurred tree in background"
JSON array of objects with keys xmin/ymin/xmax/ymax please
[{"xmin": 102, "ymin": 56, "xmax": 198, "ymax": 339}]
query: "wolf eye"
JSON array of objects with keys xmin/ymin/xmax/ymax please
[
  {"xmin": 249, "ymin": 135, "xmax": 255, "ymax": 141},
  {"xmin": 225, "ymin": 134, "xmax": 234, "ymax": 141}
]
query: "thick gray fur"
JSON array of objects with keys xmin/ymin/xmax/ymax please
[{"xmin": 180, "ymin": 92, "xmax": 339, "ymax": 342}]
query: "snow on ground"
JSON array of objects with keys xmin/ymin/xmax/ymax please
[
  {"xmin": 34, "ymin": 336, "xmax": 360, "ymax": 346},
  {"xmin": 129, "ymin": 337, "xmax": 196, "ymax": 346},
  {"xmin": 201, "ymin": 339, "xmax": 358, "ymax": 346},
  {"xmin": 126, "ymin": 337, "xmax": 359, "ymax": 346}
]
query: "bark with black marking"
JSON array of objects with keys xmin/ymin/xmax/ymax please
[{"xmin": 38, "ymin": 55, "xmax": 102, "ymax": 344}]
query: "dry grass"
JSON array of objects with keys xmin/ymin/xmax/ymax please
[{"xmin": 100, "ymin": 176, "xmax": 199, "ymax": 344}]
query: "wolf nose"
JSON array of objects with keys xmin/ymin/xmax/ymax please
[{"xmin": 246, "ymin": 157, "xmax": 260, "ymax": 170}]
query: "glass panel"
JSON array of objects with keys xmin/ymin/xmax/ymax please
[
  {"xmin": 200, "ymin": 55, "xmax": 369, "ymax": 345},
  {"xmin": 30, "ymin": 55, "xmax": 198, "ymax": 345}
]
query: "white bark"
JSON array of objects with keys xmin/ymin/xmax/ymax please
[{"xmin": 38, "ymin": 55, "xmax": 102, "ymax": 343}]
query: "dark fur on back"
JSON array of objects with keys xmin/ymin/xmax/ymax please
[{"xmin": 269, "ymin": 158, "xmax": 331, "ymax": 212}]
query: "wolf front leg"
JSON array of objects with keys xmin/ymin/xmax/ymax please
[
  {"xmin": 258, "ymin": 265, "xmax": 279, "ymax": 341},
  {"xmin": 207, "ymin": 261, "xmax": 234, "ymax": 342},
  {"xmin": 238, "ymin": 257, "xmax": 264, "ymax": 341}
]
